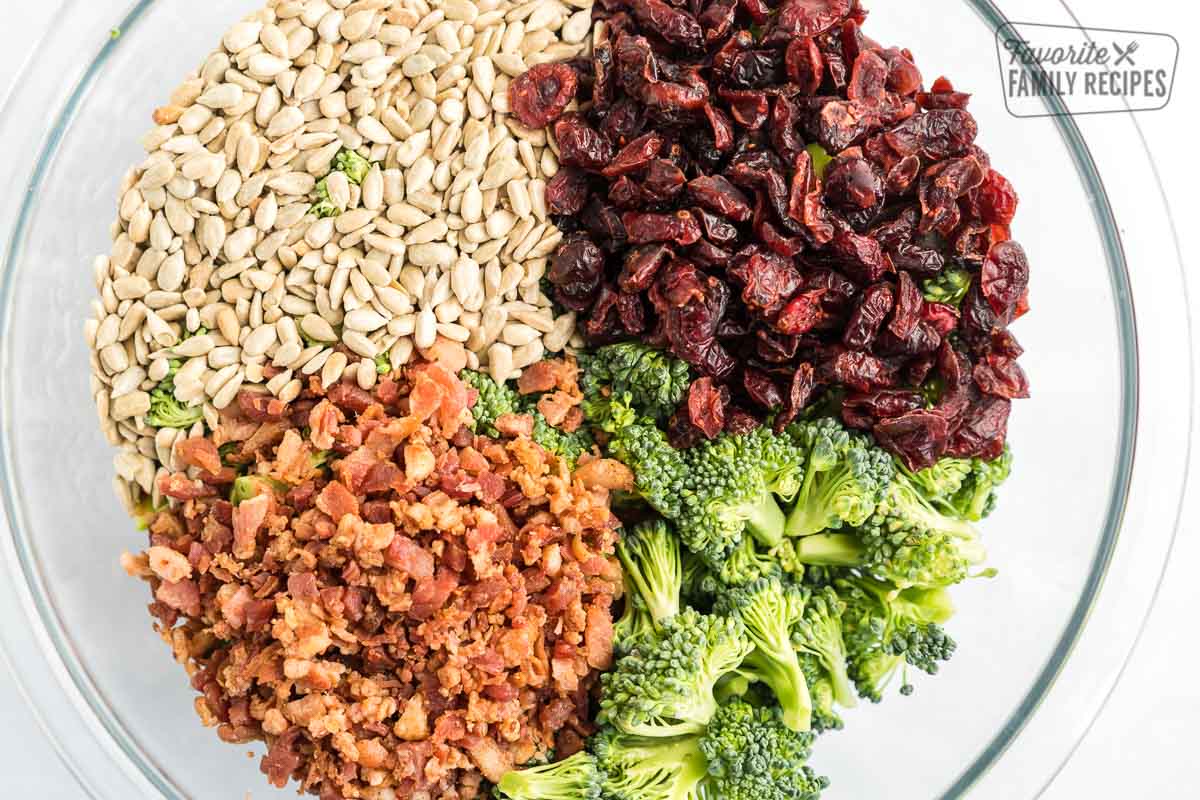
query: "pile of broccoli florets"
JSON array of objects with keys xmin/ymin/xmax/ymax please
[{"xmin": 492, "ymin": 343, "xmax": 1013, "ymax": 799}]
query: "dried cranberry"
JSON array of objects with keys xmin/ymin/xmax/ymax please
[
  {"xmin": 623, "ymin": 210, "xmax": 703, "ymax": 246},
  {"xmin": 555, "ymin": 113, "xmax": 615, "ymax": 172},
  {"xmin": 509, "ymin": 63, "xmax": 577, "ymax": 128},
  {"xmin": 726, "ymin": 407, "xmax": 763, "ymax": 434},
  {"xmin": 698, "ymin": 0, "xmax": 737, "ymax": 44},
  {"xmin": 643, "ymin": 159, "xmax": 687, "ymax": 202},
  {"xmin": 688, "ymin": 175, "xmax": 753, "ymax": 222},
  {"xmin": 617, "ymin": 291, "xmax": 648, "ymax": 334},
  {"xmin": 602, "ymin": 132, "xmax": 665, "ymax": 177},
  {"xmin": 980, "ymin": 240, "xmax": 1030, "ymax": 321},
  {"xmin": 889, "ymin": 270, "xmax": 923, "ymax": 339},
  {"xmin": 630, "ymin": 0, "xmax": 704, "ymax": 50},
  {"xmin": 767, "ymin": 0, "xmax": 852, "ymax": 42},
  {"xmin": 545, "ymin": 168, "xmax": 591, "ymax": 215},
  {"xmin": 686, "ymin": 377, "xmax": 728, "ymax": 439},
  {"xmin": 548, "ymin": 234, "xmax": 605, "ymax": 311},
  {"xmin": 873, "ymin": 409, "xmax": 949, "ymax": 470},
  {"xmin": 842, "ymin": 389, "xmax": 924, "ymax": 428},
  {"xmin": 843, "ymin": 282, "xmax": 894, "ymax": 349},
  {"xmin": 719, "ymin": 88, "xmax": 771, "ymax": 130},
  {"xmin": 885, "ymin": 109, "xmax": 978, "ymax": 160},
  {"xmin": 581, "ymin": 198, "xmax": 628, "ymax": 249},
  {"xmin": 619, "ymin": 244, "xmax": 673, "ymax": 292},
  {"xmin": 786, "ymin": 38, "xmax": 825, "ymax": 95},
  {"xmin": 974, "ymin": 356, "xmax": 1030, "ymax": 399},
  {"xmin": 592, "ymin": 42, "xmax": 616, "ymax": 110},
  {"xmin": 693, "ymin": 207, "xmax": 739, "ymax": 246},
  {"xmin": 770, "ymin": 93, "xmax": 806, "ymax": 164},
  {"xmin": 744, "ymin": 367, "xmax": 784, "ymax": 409},
  {"xmin": 775, "ymin": 363, "xmax": 817, "ymax": 430},
  {"xmin": 977, "ymin": 169, "xmax": 1019, "ymax": 225},
  {"xmin": 775, "ymin": 289, "xmax": 828, "ymax": 335},
  {"xmin": 703, "ymin": 103, "xmax": 736, "ymax": 151},
  {"xmin": 830, "ymin": 230, "xmax": 894, "ymax": 283},
  {"xmin": 757, "ymin": 328, "xmax": 801, "ymax": 362},
  {"xmin": 917, "ymin": 76, "xmax": 972, "ymax": 109},
  {"xmin": 729, "ymin": 251, "xmax": 804, "ymax": 318},
  {"xmin": 946, "ymin": 396, "xmax": 1010, "ymax": 461},
  {"xmin": 824, "ymin": 156, "xmax": 883, "ymax": 210},
  {"xmin": 847, "ymin": 50, "xmax": 888, "ymax": 106},
  {"xmin": 882, "ymin": 48, "xmax": 923, "ymax": 95}
]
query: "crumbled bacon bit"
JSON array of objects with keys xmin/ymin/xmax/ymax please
[{"xmin": 129, "ymin": 363, "xmax": 621, "ymax": 800}]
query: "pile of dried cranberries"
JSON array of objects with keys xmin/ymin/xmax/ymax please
[{"xmin": 510, "ymin": 0, "xmax": 1029, "ymax": 470}]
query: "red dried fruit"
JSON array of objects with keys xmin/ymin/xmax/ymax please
[
  {"xmin": 744, "ymin": 368, "xmax": 784, "ymax": 409},
  {"xmin": 687, "ymin": 377, "xmax": 728, "ymax": 439},
  {"xmin": 889, "ymin": 270, "xmax": 923, "ymax": 339},
  {"xmin": 510, "ymin": 62, "xmax": 577, "ymax": 128},
  {"xmin": 513, "ymin": 0, "xmax": 1029, "ymax": 442},
  {"xmin": 775, "ymin": 363, "xmax": 816, "ymax": 430},
  {"xmin": 786, "ymin": 38, "xmax": 825, "ymax": 95},
  {"xmin": 729, "ymin": 250, "xmax": 804, "ymax": 318},
  {"xmin": 775, "ymin": 289, "xmax": 828, "ymax": 335},
  {"xmin": 623, "ymin": 211, "xmax": 703, "ymax": 246},
  {"xmin": 768, "ymin": 0, "xmax": 852, "ymax": 42},
  {"xmin": 847, "ymin": 50, "xmax": 889, "ymax": 106},
  {"xmin": 555, "ymin": 113, "xmax": 615, "ymax": 171},
  {"xmin": 548, "ymin": 233, "xmax": 605, "ymax": 311},
  {"xmin": 630, "ymin": 0, "xmax": 704, "ymax": 50},
  {"xmin": 843, "ymin": 282, "xmax": 895, "ymax": 349},
  {"xmin": 619, "ymin": 244, "xmax": 673, "ymax": 292},
  {"xmin": 980, "ymin": 240, "xmax": 1030, "ymax": 321},
  {"xmin": 545, "ymin": 168, "xmax": 591, "ymax": 215},
  {"xmin": 602, "ymin": 132, "xmax": 665, "ymax": 177},
  {"xmin": 977, "ymin": 168, "xmax": 1019, "ymax": 225}
]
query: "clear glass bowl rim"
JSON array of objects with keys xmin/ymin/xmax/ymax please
[{"xmin": 0, "ymin": 0, "xmax": 1183, "ymax": 798}]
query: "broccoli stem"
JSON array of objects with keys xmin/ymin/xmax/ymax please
[
  {"xmin": 744, "ymin": 492, "xmax": 786, "ymax": 548},
  {"xmin": 791, "ymin": 533, "xmax": 866, "ymax": 566},
  {"xmin": 741, "ymin": 649, "xmax": 814, "ymax": 732}
]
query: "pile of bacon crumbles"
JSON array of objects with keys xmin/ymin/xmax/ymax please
[{"xmin": 123, "ymin": 362, "xmax": 629, "ymax": 799}]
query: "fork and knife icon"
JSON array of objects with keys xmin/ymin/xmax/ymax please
[{"xmin": 1113, "ymin": 40, "xmax": 1139, "ymax": 66}]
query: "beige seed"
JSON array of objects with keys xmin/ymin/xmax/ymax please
[
  {"xmin": 321, "ymin": 351, "xmax": 348, "ymax": 388},
  {"xmin": 301, "ymin": 313, "xmax": 338, "ymax": 342},
  {"xmin": 242, "ymin": 325, "xmax": 278, "ymax": 356},
  {"xmin": 414, "ymin": 308, "xmax": 437, "ymax": 349},
  {"xmin": 111, "ymin": 391, "xmax": 151, "ymax": 421},
  {"xmin": 343, "ymin": 330, "xmax": 379, "ymax": 358},
  {"xmin": 211, "ymin": 369, "xmax": 245, "ymax": 409},
  {"xmin": 344, "ymin": 307, "xmax": 388, "ymax": 332}
]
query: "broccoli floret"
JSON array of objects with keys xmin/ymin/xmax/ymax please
[
  {"xmin": 700, "ymin": 699, "xmax": 829, "ymax": 800},
  {"xmin": 679, "ymin": 432, "xmax": 793, "ymax": 562},
  {"xmin": 146, "ymin": 360, "xmax": 204, "ymax": 429},
  {"xmin": 494, "ymin": 752, "xmax": 604, "ymax": 800},
  {"xmin": 579, "ymin": 343, "xmax": 691, "ymax": 424},
  {"xmin": 617, "ymin": 520, "xmax": 682, "ymax": 630},
  {"xmin": 790, "ymin": 586, "xmax": 856, "ymax": 710},
  {"xmin": 608, "ymin": 421, "xmax": 689, "ymax": 519},
  {"xmin": 922, "ymin": 268, "xmax": 972, "ymax": 306},
  {"xmin": 334, "ymin": 148, "xmax": 371, "ymax": 183},
  {"xmin": 902, "ymin": 458, "xmax": 975, "ymax": 505},
  {"xmin": 705, "ymin": 535, "xmax": 784, "ymax": 589},
  {"xmin": 839, "ymin": 575, "xmax": 956, "ymax": 702},
  {"xmin": 714, "ymin": 578, "xmax": 812, "ymax": 732},
  {"xmin": 310, "ymin": 449, "xmax": 333, "ymax": 472},
  {"xmin": 784, "ymin": 418, "xmax": 894, "ymax": 539},
  {"xmin": 599, "ymin": 609, "xmax": 752, "ymax": 737},
  {"xmin": 857, "ymin": 471, "xmax": 989, "ymax": 589},
  {"xmin": 592, "ymin": 728, "xmax": 708, "ymax": 800},
  {"xmin": 801, "ymin": 658, "xmax": 845, "ymax": 733},
  {"xmin": 530, "ymin": 412, "xmax": 593, "ymax": 464},
  {"xmin": 947, "ymin": 447, "xmax": 1013, "ymax": 521},
  {"xmin": 374, "ymin": 353, "xmax": 391, "ymax": 375}
]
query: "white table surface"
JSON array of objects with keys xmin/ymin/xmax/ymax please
[{"xmin": 0, "ymin": 1, "xmax": 1195, "ymax": 797}]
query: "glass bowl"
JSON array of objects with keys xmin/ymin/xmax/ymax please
[{"xmin": 0, "ymin": 0, "xmax": 1189, "ymax": 798}]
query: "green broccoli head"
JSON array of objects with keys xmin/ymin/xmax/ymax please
[
  {"xmin": 229, "ymin": 474, "xmax": 285, "ymax": 506},
  {"xmin": 857, "ymin": 472, "xmax": 989, "ymax": 589},
  {"xmin": 599, "ymin": 609, "xmax": 753, "ymax": 737},
  {"xmin": 790, "ymin": 586, "xmax": 856, "ymax": 710},
  {"xmin": 948, "ymin": 447, "xmax": 1013, "ymax": 521},
  {"xmin": 495, "ymin": 752, "xmax": 604, "ymax": 800},
  {"xmin": 784, "ymin": 418, "xmax": 894, "ymax": 539},
  {"xmin": 714, "ymin": 577, "xmax": 813, "ymax": 732},
  {"xmin": 609, "ymin": 421, "xmax": 689, "ymax": 519},
  {"xmin": 700, "ymin": 699, "xmax": 829, "ymax": 800},
  {"xmin": 838, "ymin": 575, "xmax": 956, "ymax": 702},
  {"xmin": 579, "ymin": 343, "xmax": 691, "ymax": 425},
  {"xmin": 333, "ymin": 148, "xmax": 372, "ymax": 184},
  {"xmin": 592, "ymin": 728, "xmax": 708, "ymax": 800},
  {"xmin": 704, "ymin": 535, "xmax": 784, "ymax": 590},
  {"xmin": 922, "ymin": 268, "xmax": 972, "ymax": 306},
  {"xmin": 680, "ymin": 433, "xmax": 787, "ymax": 560},
  {"xmin": 800, "ymin": 657, "xmax": 845, "ymax": 733}
]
